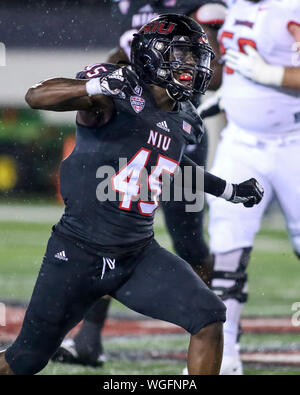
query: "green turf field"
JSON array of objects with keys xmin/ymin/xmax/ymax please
[
  {"xmin": 1, "ymin": 216, "xmax": 299, "ymax": 317},
  {"xmin": 1, "ymin": 206, "xmax": 300, "ymax": 375}
]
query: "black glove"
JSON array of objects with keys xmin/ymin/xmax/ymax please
[
  {"xmin": 230, "ymin": 178, "xmax": 264, "ymax": 208},
  {"xmin": 94, "ymin": 67, "xmax": 141, "ymax": 99}
]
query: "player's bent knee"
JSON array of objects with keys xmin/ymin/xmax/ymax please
[
  {"xmin": 188, "ymin": 288, "xmax": 226, "ymax": 335},
  {"xmin": 5, "ymin": 349, "xmax": 49, "ymax": 375},
  {"xmin": 211, "ymin": 248, "xmax": 252, "ymax": 303},
  {"xmin": 5, "ymin": 322, "xmax": 60, "ymax": 374}
]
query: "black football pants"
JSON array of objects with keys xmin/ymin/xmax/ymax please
[{"xmin": 6, "ymin": 230, "xmax": 225, "ymax": 375}]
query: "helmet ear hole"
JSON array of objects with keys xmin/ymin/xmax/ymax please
[
  {"xmin": 142, "ymin": 54, "xmax": 157, "ymax": 77},
  {"xmin": 142, "ymin": 54, "xmax": 152, "ymax": 67}
]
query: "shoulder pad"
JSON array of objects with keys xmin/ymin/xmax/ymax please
[
  {"xmin": 194, "ymin": 2, "xmax": 227, "ymax": 26},
  {"xmin": 76, "ymin": 63, "xmax": 120, "ymax": 80}
]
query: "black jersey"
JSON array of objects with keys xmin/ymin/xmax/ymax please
[
  {"xmin": 112, "ymin": 0, "xmax": 224, "ymax": 59},
  {"xmin": 55, "ymin": 64, "xmax": 204, "ymax": 257}
]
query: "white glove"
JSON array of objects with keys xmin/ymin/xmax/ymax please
[
  {"xmin": 197, "ymin": 88, "xmax": 224, "ymax": 119},
  {"xmin": 224, "ymin": 45, "xmax": 285, "ymax": 86}
]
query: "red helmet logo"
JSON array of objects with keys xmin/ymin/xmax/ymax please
[{"xmin": 140, "ymin": 21, "xmax": 176, "ymax": 35}]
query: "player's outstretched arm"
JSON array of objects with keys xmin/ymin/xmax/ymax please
[
  {"xmin": 25, "ymin": 77, "xmax": 115, "ymax": 119},
  {"xmin": 26, "ymin": 66, "xmax": 139, "ymax": 115},
  {"xmin": 181, "ymin": 155, "xmax": 264, "ymax": 208}
]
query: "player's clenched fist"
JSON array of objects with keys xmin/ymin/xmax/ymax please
[
  {"xmin": 221, "ymin": 178, "xmax": 264, "ymax": 207},
  {"xmin": 231, "ymin": 178, "xmax": 264, "ymax": 207},
  {"xmin": 86, "ymin": 66, "xmax": 140, "ymax": 99}
]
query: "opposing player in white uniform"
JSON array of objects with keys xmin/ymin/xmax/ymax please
[{"xmin": 206, "ymin": 0, "xmax": 300, "ymax": 374}]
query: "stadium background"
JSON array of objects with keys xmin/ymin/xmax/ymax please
[{"xmin": 0, "ymin": 0, "xmax": 299, "ymax": 375}]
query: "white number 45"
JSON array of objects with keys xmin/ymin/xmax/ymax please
[{"xmin": 112, "ymin": 148, "xmax": 178, "ymax": 216}]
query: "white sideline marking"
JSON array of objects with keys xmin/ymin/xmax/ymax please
[
  {"xmin": 0, "ymin": 204, "xmax": 64, "ymax": 223},
  {"xmin": 242, "ymin": 352, "xmax": 300, "ymax": 365},
  {"xmin": 242, "ymin": 317, "xmax": 295, "ymax": 328}
]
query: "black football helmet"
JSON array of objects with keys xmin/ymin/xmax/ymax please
[{"xmin": 131, "ymin": 13, "xmax": 214, "ymax": 102}]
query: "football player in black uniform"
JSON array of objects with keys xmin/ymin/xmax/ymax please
[
  {"xmin": 0, "ymin": 14, "xmax": 263, "ymax": 375},
  {"xmin": 52, "ymin": 0, "xmax": 228, "ymax": 367},
  {"xmin": 109, "ymin": 0, "xmax": 226, "ymax": 90}
]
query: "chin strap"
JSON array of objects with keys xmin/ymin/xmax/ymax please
[{"xmin": 166, "ymin": 84, "xmax": 191, "ymax": 102}]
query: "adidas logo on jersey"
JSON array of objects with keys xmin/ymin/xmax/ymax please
[
  {"xmin": 156, "ymin": 121, "xmax": 170, "ymax": 133},
  {"xmin": 54, "ymin": 251, "xmax": 69, "ymax": 262}
]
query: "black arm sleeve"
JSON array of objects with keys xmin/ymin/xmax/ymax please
[{"xmin": 180, "ymin": 154, "xmax": 226, "ymax": 197}]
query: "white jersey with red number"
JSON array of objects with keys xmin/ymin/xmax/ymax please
[{"xmin": 219, "ymin": 0, "xmax": 300, "ymax": 137}]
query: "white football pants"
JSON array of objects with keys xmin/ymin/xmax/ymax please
[{"xmin": 208, "ymin": 123, "xmax": 300, "ymax": 256}]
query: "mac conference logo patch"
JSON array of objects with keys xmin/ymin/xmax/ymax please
[{"xmin": 130, "ymin": 96, "xmax": 145, "ymax": 114}]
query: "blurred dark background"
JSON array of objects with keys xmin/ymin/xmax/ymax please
[
  {"xmin": 0, "ymin": 0, "xmax": 122, "ymax": 198},
  {"xmin": 0, "ymin": 0, "xmax": 119, "ymax": 49}
]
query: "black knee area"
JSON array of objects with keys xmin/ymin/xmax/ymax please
[
  {"xmin": 5, "ymin": 305, "xmax": 72, "ymax": 375},
  {"xmin": 5, "ymin": 347, "xmax": 49, "ymax": 375},
  {"xmin": 188, "ymin": 287, "xmax": 226, "ymax": 336}
]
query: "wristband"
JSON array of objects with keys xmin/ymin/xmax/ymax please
[
  {"xmin": 220, "ymin": 182, "xmax": 234, "ymax": 201},
  {"xmin": 86, "ymin": 78, "xmax": 102, "ymax": 97}
]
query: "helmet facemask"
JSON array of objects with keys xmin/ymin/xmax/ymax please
[{"xmin": 140, "ymin": 36, "xmax": 214, "ymax": 101}]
